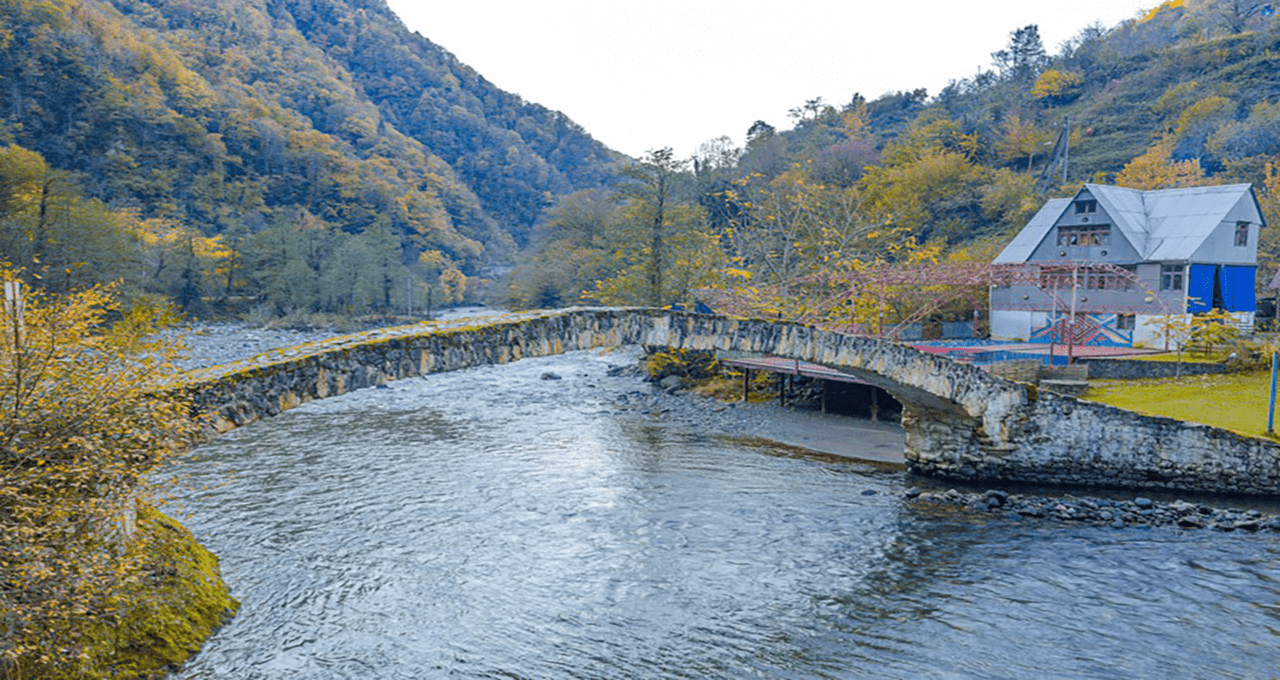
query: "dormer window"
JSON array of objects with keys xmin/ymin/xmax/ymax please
[
  {"xmin": 1074, "ymin": 199, "xmax": 1097, "ymax": 214},
  {"xmin": 1236, "ymin": 221, "xmax": 1249, "ymax": 247}
]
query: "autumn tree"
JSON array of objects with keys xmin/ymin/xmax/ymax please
[
  {"xmin": 995, "ymin": 115, "xmax": 1053, "ymax": 171},
  {"xmin": 1114, "ymin": 138, "xmax": 1214, "ymax": 189},
  {"xmin": 1031, "ymin": 69, "xmax": 1085, "ymax": 106},
  {"xmin": 0, "ymin": 145, "xmax": 142, "ymax": 294},
  {"xmin": 862, "ymin": 120, "xmax": 988, "ymax": 245},
  {"xmin": 508, "ymin": 188, "xmax": 617, "ymax": 309},
  {"xmin": 1170, "ymin": 95, "xmax": 1236, "ymax": 164},
  {"xmin": 591, "ymin": 148, "xmax": 723, "ymax": 307},
  {"xmin": 0, "ymin": 274, "xmax": 199, "ymax": 677}
]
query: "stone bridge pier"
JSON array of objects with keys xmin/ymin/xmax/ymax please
[{"xmin": 179, "ymin": 308, "xmax": 1280, "ymax": 497}]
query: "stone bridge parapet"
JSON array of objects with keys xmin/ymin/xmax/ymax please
[{"xmin": 177, "ymin": 308, "xmax": 1280, "ymax": 497}]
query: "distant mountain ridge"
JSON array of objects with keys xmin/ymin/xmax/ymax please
[{"xmin": 0, "ymin": 0, "xmax": 621, "ymax": 272}]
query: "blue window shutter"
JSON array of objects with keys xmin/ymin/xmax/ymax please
[
  {"xmin": 1187, "ymin": 264, "xmax": 1215, "ymax": 313},
  {"xmin": 1220, "ymin": 265, "xmax": 1257, "ymax": 312}
]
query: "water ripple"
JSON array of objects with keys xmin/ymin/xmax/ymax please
[{"xmin": 169, "ymin": 350, "xmax": 1280, "ymax": 679}]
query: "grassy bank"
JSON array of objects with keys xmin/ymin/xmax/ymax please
[{"xmin": 1083, "ymin": 369, "xmax": 1279, "ymax": 439}]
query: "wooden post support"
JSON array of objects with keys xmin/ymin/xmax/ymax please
[
  {"xmin": 870, "ymin": 386, "xmax": 880, "ymax": 422},
  {"xmin": 821, "ymin": 380, "xmax": 828, "ymax": 415},
  {"xmin": 742, "ymin": 369, "xmax": 750, "ymax": 402}
]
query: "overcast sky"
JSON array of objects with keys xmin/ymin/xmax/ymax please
[{"xmin": 383, "ymin": 1, "xmax": 1160, "ymax": 159}]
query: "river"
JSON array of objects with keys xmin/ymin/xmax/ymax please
[{"xmin": 168, "ymin": 348, "xmax": 1280, "ymax": 679}]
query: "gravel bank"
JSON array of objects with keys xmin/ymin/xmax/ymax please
[
  {"xmin": 166, "ymin": 307, "xmax": 500, "ymax": 372},
  {"xmin": 606, "ymin": 367, "xmax": 905, "ymax": 464}
]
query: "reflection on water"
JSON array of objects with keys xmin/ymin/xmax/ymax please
[{"xmin": 170, "ymin": 349, "xmax": 1280, "ymax": 679}]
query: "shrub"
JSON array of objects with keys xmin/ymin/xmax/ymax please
[{"xmin": 0, "ymin": 273, "xmax": 199, "ymax": 678}]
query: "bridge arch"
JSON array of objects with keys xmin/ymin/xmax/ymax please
[{"xmin": 180, "ymin": 308, "xmax": 1280, "ymax": 496}]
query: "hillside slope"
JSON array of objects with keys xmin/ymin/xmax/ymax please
[{"xmin": 0, "ymin": 0, "xmax": 620, "ymax": 275}]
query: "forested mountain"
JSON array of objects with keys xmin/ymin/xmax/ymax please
[
  {"xmin": 5, "ymin": 0, "xmax": 1279, "ymax": 323},
  {"xmin": 513, "ymin": 0, "xmax": 1280, "ymax": 326},
  {"xmin": 0, "ymin": 0, "xmax": 619, "ymax": 314}
]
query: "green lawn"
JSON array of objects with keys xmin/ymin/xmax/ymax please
[{"xmin": 1083, "ymin": 370, "xmax": 1280, "ymax": 439}]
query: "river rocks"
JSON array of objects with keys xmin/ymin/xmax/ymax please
[
  {"xmin": 658, "ymin": 375, "xmax": 684, "ymax": 393},
  {"xmin": 540, "ymin": 372, "xmax": 563, "ymax": 380},
  {"xmin": 906, "ymin": 487, "xmax": 1280, "ymax": 532}
]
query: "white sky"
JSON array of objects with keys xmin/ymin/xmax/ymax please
[{"xmin": 383, "ymin": 1, "xmax": 1160, "ymax": 159}]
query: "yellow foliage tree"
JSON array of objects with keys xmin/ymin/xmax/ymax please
[
  {"xmin": 862, "ymin": 149, "xmax": 988, "ymax": 243},
  {"xmin": 1114, "ymin": 138, "xmax": 1215, "ymax": 190},
  {"xmin": 1140, "ymin": 0, "xmax": 1187, "ymax": 23},
  {"xmin": 438, "ymin": 266, "xmax": 467, "ymax": 305},
  {"xmin": 1031, "ymin": 69, "xmax": 1085, "ymax": 105},
  {"xmin": 0, "ymin": 273, "xmax": 197, "ymax": 677},
  {"xmin": 994, "ymin": 115, "xmax": 1054, "ymax": 171},
  {"xmin": 1255, "ymin": 161, "xmax": 1280, "ymax": 295}
]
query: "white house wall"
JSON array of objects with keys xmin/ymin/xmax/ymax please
[
  {"xmin": 990, "ymin": 309, "xmax": 1033, "ymax": 341},
  {"xmin": 1189, "ymin": 198, "xmax": 1262, "ymax": 265},
  {"xmin": 1134, "ymin": 314, "xmax": 1171, "ymax": 348}
]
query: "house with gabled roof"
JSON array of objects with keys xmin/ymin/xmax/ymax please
[{"xmin": 990, "ymin": 183, "xmax": 1266, "ymax": 348}]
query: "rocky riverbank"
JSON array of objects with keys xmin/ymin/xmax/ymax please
[{"xmin": 907, "ymin": 486, "xmax": 1280, "ymax": 531}]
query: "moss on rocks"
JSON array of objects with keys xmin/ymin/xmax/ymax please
[{"xmin": 91, "ymin": 505, "xmax": 239, "ymax": 679}]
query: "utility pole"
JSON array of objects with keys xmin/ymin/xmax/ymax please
[{"xmin": 1062, "ymin": 116, "xmax": 1070, "ymax": 184}]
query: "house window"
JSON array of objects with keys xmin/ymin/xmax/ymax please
[
  {"xmin": 1057, "ymin": 225, "xmax": 1110, "ymax": 247},
  {"xmin": 1039, "ymin": 266, "xmax": 1135, "ymax": 291},
  {"xmin": 1236, "ymin": 221, "xmax": 1249, "ymax": 247},
  {"xmin": 1074, "ymin": 199, "xmax": 1097, "ymax": 214},
  {"xmin": 1116, "ymin": 314, "xmax": 1135, "ymax": 330},
  {"xmin": 1161, "ymin": 264, "xmax": 1184, "ymax": 291}
]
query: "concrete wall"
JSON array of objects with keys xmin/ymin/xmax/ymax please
[{"xmin": 179, "ymin": 308, "xmax": 1280, "ymax": 497}]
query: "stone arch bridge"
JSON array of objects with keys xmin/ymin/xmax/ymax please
[{"xmin": 180, "ymin": 308, "xmax": 1280, "ymax": 496}]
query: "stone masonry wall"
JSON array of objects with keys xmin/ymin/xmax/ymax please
[
  {"xmin": 1078, "ymin": 357, "xmax": 1225, "ymax": 379},
  {"xmin": 178, "ymin": 308, "xmax": 1280, "ymax": 496},
  {"xmin": 905, "ymin": 392, "xmax": 1280, "ymax": 496}
]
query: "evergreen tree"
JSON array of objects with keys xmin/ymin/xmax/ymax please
[{"xmin": 992, "ymin": 25, "xmax": 1049, "ymax": 83}]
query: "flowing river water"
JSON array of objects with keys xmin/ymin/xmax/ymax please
[{"xmin": 169, "ymin": 348, "xmax": 1280, "ymax": 679}]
